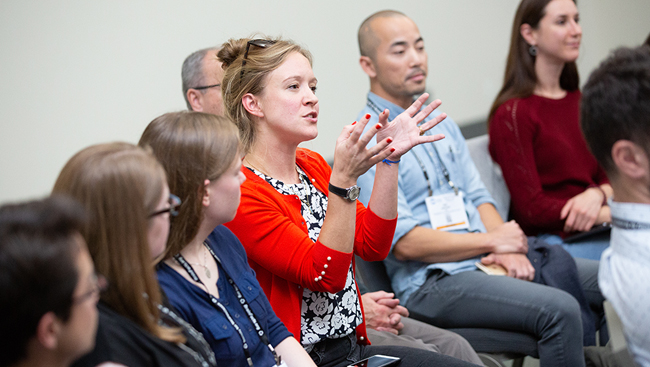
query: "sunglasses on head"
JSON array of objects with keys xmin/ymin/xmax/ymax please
[{"xmin": 240, "ymin": 39, "xmax": 277, "ymax": 80}]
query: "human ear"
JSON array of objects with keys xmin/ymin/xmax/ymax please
[
  {"xmin": 187, "ymin": 89, "xmax": 205, "ymax": 112},
  {"xmin": 36, "ymin": 312, "xmax": 61, "ymax": 350},
  {"xmin": 359, "ymin": 56, "xmax": 377, "ymax": 78},
  {"xmin": 520, "ymin": 23, "xmax": 537, "ymax": 46},
  {"xmin": 201, "ymin": 179, "xmax": 211, "ymax": 207},
  {"xmin": 611, "ymin": 140, "xmax": 649, "ymax": 180},
  {"xmin": 242, "ymin": 93, "xmax": 264, "ymax": 118}
]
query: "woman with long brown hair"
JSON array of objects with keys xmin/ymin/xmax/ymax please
[
  {"xmin": 141, "ymin": 111, "xmax": 317, "ymax": 367},
  {"xmin": 218, "ymin": 36, "xmax": 474, "ymax": 367},
  {"xmin": 488, "ymin": 0, "xmax": 611, "ymax": 260},
  {"xmin": 54, "ymin": 142, "xmax": 215, "ymax": 367}
]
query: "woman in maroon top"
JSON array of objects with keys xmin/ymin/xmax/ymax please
[{"xmin": 488, "ymin": 0, "xmax": 611, "ymax": 260}]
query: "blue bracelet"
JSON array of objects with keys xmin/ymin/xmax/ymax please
[{"xmin": 382, "ymin": 158, "xmax": 401, "ymax": 166}]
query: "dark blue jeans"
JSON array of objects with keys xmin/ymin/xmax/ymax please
[
  {"xmin": 308, "ymin": 333, "xmax": 480, "ymax": 367},
  {"xmin": 537, "ymin": 231, "xmax": 610, "ymax": 261}
]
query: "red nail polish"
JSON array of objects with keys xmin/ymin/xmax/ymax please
[
  {"xmin": 387, "ymin": 138, "xmax": 392, "ymax": 143},
  {"xmin": 390, "ymin": 148, "xmax": 396, "ymax": 153},
  {"xmin": 352, "ymin": 121, "xmax": 357, "ymax": 125},
  {"xmin": 375, "ymin": 124, "xmax": 381, "ymax": 129},
  {"xmin": 365, "ymin": 114, "xmax": 371, "ymax": 119}
]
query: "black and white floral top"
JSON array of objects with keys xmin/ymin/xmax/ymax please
[{"xmin": 248, "ymin": 166, "xmax": 362, "ymax": 348}]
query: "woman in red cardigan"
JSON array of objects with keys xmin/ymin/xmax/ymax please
[
  {"xmin": 218, "ymin": 38, "xmax": 473, "ymax": 367},
  {"xmin": 488, "ymin": 0, "xmax": 611, "ymax": 260}
]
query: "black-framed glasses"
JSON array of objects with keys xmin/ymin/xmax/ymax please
[
  {"xmin": 148, "ymin": 194, "xmax": 181, "ymax": 218},
  {"xmin": 192, "ymin": 83, "xmax": 221, "ymax": 91},
  {"xmin": 73, "ymin": 273, "xmax": 108, "ymax": 304},
  {"xmin": 240, "ymin": 39, "xmax": 277, "ymax": 80}
]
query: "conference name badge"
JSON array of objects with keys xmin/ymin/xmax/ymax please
[{"xmin": 425, "ymin": 192, "xmax": 470, "ymax": 232}]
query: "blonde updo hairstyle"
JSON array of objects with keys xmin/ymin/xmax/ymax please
[{"xmin": 218, "ymin": 37, "xmax": 312, "ymax": 154}]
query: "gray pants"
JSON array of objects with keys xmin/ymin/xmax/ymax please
[
  {"xmin": 366, "ymin": 317, "xmax": 484, "ymax": 365},
  {"xmin": 404, "ymin": 258, "xmax": 603, "ymax": 367}
]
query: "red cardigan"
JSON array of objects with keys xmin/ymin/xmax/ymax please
[
  {"xmin": 489, "ymin": 91, "xmax": 608, "ymax": 236},
  {"xmin": 225, "ymin": 148, "xmax": 397, "ymax": 345}
]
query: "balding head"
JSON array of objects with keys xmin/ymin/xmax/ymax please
[
  {"xmin": 358, "ymin": 11, "xmax": 427, "ymax": 109},
  {"xmin": 358, "ymin": 10, "xmax": 408, "ymax": 61}
]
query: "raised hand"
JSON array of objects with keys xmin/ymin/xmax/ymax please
[
  {"xmin": 330, "ymin": 116, "xmax": 394, "ymax": 186},
  {"xmin": 375, "ymin": 93, "xmax": 446, "ymax": 160}
]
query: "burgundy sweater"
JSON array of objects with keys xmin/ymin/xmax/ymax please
[{"xmin": 488, "ymin": 91, "xmax": 608, "ymax": 237}]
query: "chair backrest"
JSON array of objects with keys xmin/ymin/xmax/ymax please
[
  {"xmin": 603, "ymin": 301, "xmax": 637, "ymax": 366},
  {"xmin": 465, "ymin": 134, "xmax": 510, "ymax": 221},
  {"xmin": 355, "ymin": 255, "xmax": 394, "ymax": 293}
]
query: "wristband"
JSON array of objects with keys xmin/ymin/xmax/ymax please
[{"xmin": 382, "ymin": 158, "xmax": 401, "ymax": 166}]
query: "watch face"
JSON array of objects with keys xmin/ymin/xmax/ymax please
[{"xmin": 348, "ymin": 186, "xmax": 361, "ymax": 201}]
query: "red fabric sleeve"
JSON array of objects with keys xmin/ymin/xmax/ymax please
[
  {"xmin": 353, "ymin": 204, "xmax": 396, "ymax": 262},
  {"xmin": 489, "ymin": 99, "xmax": 567, "ymax": 234},
  {"xmin": 228, "ymin": 172, "xmax": 353, "ymax": 293}
]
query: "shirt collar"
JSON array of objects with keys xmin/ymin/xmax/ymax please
[
  {"xmin": 610, "ymin": 199, "xmax": 650, "ymax": 227},
  {"xmin": 367, "ymin": 92, "xmax": 411, "ymax": 119}
]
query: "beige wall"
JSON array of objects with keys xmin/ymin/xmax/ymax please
[{"xmin": 1, "ymin": 0, "xmax": 648, "ymax": 204}]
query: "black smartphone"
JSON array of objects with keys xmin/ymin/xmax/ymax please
[{"xmin": 347, "ymin": 354, "xmax": 401, "ymax": 367}]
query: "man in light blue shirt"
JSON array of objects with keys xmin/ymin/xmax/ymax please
[
  {"xmin": 581, "ymin": 45, "xmax": 650, "ymax": 367},
  {"xmin": 355, "ymin": 10, "xmax": 602, "ymax": 367}
]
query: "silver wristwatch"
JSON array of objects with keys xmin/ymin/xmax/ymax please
[{"xmin": 328, "ymin": 183, "xmax": 361, "ymax": 202}]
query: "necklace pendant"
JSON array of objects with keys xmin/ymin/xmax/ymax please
[{"xmin": 205, "ymin": 268, "xmax": 211, "ymax": 279}]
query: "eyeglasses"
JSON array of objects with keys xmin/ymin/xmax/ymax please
[
  {"xmin": 73, "ymin": 273, "xmax": 108, "ymax": 304},
  {"xmin": 192, "ymin": 83, "xmax": 221, "ymax": 91},
  {"xmin": 240, "ymin": 39, "xmax": 277, "ymax": 80},
  {"xmin": 148, "ymin": 194, "xmax": 181, "ymax": 218}
]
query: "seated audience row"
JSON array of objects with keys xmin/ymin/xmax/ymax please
[
  {"xmin": 4, "ymin": 3, "xmax": 649, "ymax": 367},
  {"xmin": 355, "ymin": 9, "xmax": 606, "ymax": 367},
  {"xmin": 180, "ymin": 30, "xmax": 483, "ymax": 367}
]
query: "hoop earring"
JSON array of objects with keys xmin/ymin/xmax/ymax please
[{"xmin": 528, "ymin": 45, "xmax": 538, "ymax": 56}]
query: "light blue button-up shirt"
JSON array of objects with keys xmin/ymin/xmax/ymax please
[
  {"xmin": 357, "ymin": 92, "xmax": 496, "ymax": 303},
  {"xmin": 600, "ymin": 200, "xmax": 650, "ymax": 367}
]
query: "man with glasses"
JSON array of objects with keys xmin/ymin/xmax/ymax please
[
  {"xmin": 182, "ymin": 47, "xmax": 224, "ymax": 115},
  {"xmin": 0, "ymin": 196, "xmax": 101, "ymax": 367}
]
